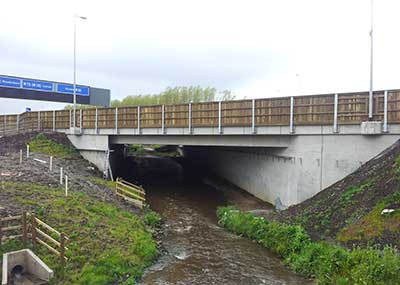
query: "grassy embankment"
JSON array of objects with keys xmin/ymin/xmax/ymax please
[
  {"xmin": 28, "ymin": 133, "xmax": 79, "ymax": 159},
  {"xmin": 217, "ymin": 207, "xmax": 399, "ymax": 285},
  {"xmin": 0, "ymin": 133, "xmax": 160, "ymax": 284}
]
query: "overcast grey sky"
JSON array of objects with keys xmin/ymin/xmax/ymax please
[{"xmin": 1, "ymin": 0, "xmax": 400, "ymax": 113}]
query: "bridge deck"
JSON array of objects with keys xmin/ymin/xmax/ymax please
[{"xmin": 1, "ymin": 89, "xmax": 400, "ymax": 136}]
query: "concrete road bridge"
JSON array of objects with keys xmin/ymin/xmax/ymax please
[{"xmin": 2, "ymin": 89, "xmax": 400, "ymax": 207}]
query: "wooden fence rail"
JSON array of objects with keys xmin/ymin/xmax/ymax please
[
  {"xmin": 1, "ymin": 90, "xmax": 400, "ymax": 135},
  {"xmin": 0, "ymin": 212, "xmax": 69, "ymax": 264},
  {"xmin": 115, "ymin": 177, "xmax": 146, "ymax": 209}
]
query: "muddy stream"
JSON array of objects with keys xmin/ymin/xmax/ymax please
[{"xmin": 121, "ymin": 156, "xmax": 312, "ymax": 285}]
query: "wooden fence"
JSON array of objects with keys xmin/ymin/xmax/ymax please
[
  {"xmin": 1, "ymin": 90, "xmax": 400, "ymax": 134},
  {"xmin": 115, "ymin": 177, "xmax": 146, "ymax": 209},
  {"xmin": 0, "ymin": 212, "xmax": 69, "ymax": 264}
]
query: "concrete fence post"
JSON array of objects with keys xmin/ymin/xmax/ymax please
[
  {"xmin": 60, "ymin": 167, "xmax": 63, "ymax": 185},
  {"xmin": 218, "ymin": 101, "xmax": 222, "ymax": 134},
  {"xmin": 383, "ymin": 90, "xmax": 388, "ymax": 133},
  {"xmin": 161, "ymin": 105, "xmax": 165, "ymax": 134},
  {"xmin": 188, "ymin": 102, "xmax": 192, "ymax": 134},
  {"xmin": 137, "ymin": 106, "xmax": 141, "ymax": 134},
  {"xmin": 251, "ymin": 99, "xmax": 256, "ymax": 134},
  {"xmin": 95, "ymin": 108, "xmax": 98, "ymax": 134},
  {"xmin": 69, "ymin": 110, "xmax": 72, "ymax": 128},
  {"xmin": 49, "ymin": 156, "xmax": 53, "ymax": 172},
  {"xmin": 3, "ymin": 116, "xmax": 6, "ymax": 135},
  {"xmin": 289, "ymin": 96, "xmax": 294, "ymax": 133},
  {"xmin": 26, "ymin": 145, "xmax": 30, "ymax": 159},
  {"xmin": 19, "ymin": 149, "xmax": 23, "ymax": 164},
  {"xmin": 115, "ymin": 107, "xmax": 118, "ymax": 134},
  {"xmin": 53, "ymin": 110, "xmax": 56, "ymax": 131},
  {"xmin": 65, "ymin": 175, "xmax": 68, "ymax": 197},
  {"xmin": 333, "ymin": 93, "xmax": 338, "ymax": 133}
]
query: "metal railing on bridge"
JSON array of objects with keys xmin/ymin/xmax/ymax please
[{"xmin": 1, "ymin": 89, "xmax": 399, "ymax": 135}]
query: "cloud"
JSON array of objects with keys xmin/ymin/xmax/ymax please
[{"xmin": 1, "ymin": 0, "xmax": 400, "ymax": 113}]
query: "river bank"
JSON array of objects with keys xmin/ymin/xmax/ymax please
[{"xmin": 0, "ymin": 132, "xmax": 159, "ymax": 284}]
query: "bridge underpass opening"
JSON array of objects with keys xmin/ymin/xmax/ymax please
[{"xmin": 106, "ymin": 144, "xmax": 311, "ymax": 284}]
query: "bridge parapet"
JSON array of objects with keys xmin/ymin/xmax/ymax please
[{"xmin": 1, "ymin": 89, "xmax": 400, "ymax": 136}]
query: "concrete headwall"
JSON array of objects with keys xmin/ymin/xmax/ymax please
[
  {"xmin": 67, "ymin": 134, "xmax": 109, "ymax": 173},
  {"xmin": 185, "ymin": 134, "xmax": 400, "ymax": 206}
]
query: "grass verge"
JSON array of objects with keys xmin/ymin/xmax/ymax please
[
  {"xmin": 0, "ymin": 182, "xmax": 158, "ymax": 285},
  {"xmin": 29, "ymin": 133, "xmax": 78, "ymax": 159},
  {"xmin": 217, "ymin": 206, "xmax": 400, "ymax": 285}
]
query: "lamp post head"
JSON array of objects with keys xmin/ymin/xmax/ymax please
[{"xmin": 74, "ymin": 14, "xmax": 87, "ymax": 20}]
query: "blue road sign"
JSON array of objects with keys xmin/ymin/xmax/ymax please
[
  {"xmin": 0, "ymin": 76, "xmax": 21, "ymax": 88},
  {"xmin": 0, "ymin": 75, "xmax": 90, "ymax": 96},
  {"xmin": 26, "ymin": 107, "xmax": 31, "ymax": 112},
  {"xmin": 22, "ymin": 79, "xmax": 53, "ymax": 92},
  {"xmin": 56, "ymin": 83, "xmax": 90, "ymax": 96}
]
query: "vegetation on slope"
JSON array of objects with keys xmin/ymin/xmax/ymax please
[
  {"xmin": 29, "ymin": 133, "xmax": 78, "ymax": 159},
  {"xmin": 217, "ymin": 207, "xmax": 400, "ymax": 285},
  {"xmin": 276, "ymin": 140, "xmax": 400, "ymax": 248},
  {"xmin": 0, "ymin": 182, "xmax": 158, "ymax": 285}
]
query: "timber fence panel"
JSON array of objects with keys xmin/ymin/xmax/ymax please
[
  {"xmin": 40, "ymin": 111, "xmax": 54, "ymax": 131},
  {"xmin": 387, "ymin": 90, "xmax": 400, "ymax": 123},
  {"xmin": 117, "ymin": 107, "xmax": 138, "ymax": 129},
  {"xmin": 82, "ymin": 108, "xmax": 96, "ymax": 129},
  {"xmin": 372, "ymin": 91, "xmax": 385, "ymax": 122},
  {"xmin": 165, "ymin": 104, "xmax": 189, "ymax": 127},
  {"xmin": 294, "ymin": 94, "xmax": 335, "ymax": 125},
  {"xmin": 0, "ymin": 215, "xmax": 26, "ymax": 245},
  {"xmin": 255, "ymin": 97, "xmax": 290, "ymax": 126},
  {"xmin": 55, "ymin": 110, "xmax": 70, "ymax": 129},
  {"xmin": 32, "ymin": 215, "xmax": 69, "ymax": 263},
  {"xmin": 115, "ymin": 177, "xmax": 146, "ymax": 209},
  {"xmin": 191, "ymin": 101, "xmax": 219, "ymax": 127},
  {"xmin": 222, "ymin": 100, "xmax": 252, "ymax": 127},
  {"xmin": 337, "ymin": 92, "xmax": 369, "ymax": 124},
  {"xmin": 98, "ymin": 108, "xmax": 116, "ymax": 129},
  {"xmin": 1, "ymin": 114, "xmax": 18, "ymax": 135},
  {"xmin": 140, "ymin": 105, "xmax": 162, "ymax": 128}
]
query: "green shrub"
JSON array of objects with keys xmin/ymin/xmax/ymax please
[
  {"xmin": 217, "ymin": 206, "xmax": 400, "ymax": 285},
  {"xmin": 143, "ymin": 210, "xmax": 162, "ymax": 228}
]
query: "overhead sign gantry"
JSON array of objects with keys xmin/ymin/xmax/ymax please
[{"xmin": 0, "ymin": 75, "xmax": 110, "ymax": 107}]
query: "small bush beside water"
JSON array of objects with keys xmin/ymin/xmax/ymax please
[{"xmin": 217, "ymin": 206, "xmax": 400, "ymax": 285}]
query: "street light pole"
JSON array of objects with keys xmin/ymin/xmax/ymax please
[
  {"xmin": 73, "ymin": 14, "xmax": 87, "ymax": 132},
  {"xmin": 368, "ymin": 0, "xmax": 374, "ymax": 119}
]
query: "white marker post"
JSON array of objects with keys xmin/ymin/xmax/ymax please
[
  {"xmin": 49, "ymin": 156, "xmax": 53, "ymax": 172},
  {"xmin": 26, "ymin": 145, "xmax": 30, "ymax": 159},
  {"xmin": 60, "ymin": 167, "xmax": 63, "ymax": 185},
  {"xmin": 65, "ymin": 175, "xmax": 68, "ymax": 197},
  {"xmin": 19, "ymin": 149, "xmax": 23, "ymax": 164}
]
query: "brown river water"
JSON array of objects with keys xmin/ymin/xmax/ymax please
[{"xmin": 122, "ymin": 156, "xmax": 312, "ymax": 285}]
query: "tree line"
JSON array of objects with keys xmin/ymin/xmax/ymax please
[{"xmin": 65, "ymin": 86, "xmax": 235, "ymax": 109}]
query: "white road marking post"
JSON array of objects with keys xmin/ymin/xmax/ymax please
[
  {"xmin": 19, "ymin": 149, "xmax": 23, "ymax": 164},
  {"xmin": 26, "ymin": 145, "xmax": 30, "ymax": 159},
  {"xmin": 49, "ymin": 156, "xmax": 53, "ymax": 172},
  {"xmin": 60, "ymin": 167, "xmax": 63, "ymax": 185},
  {"xmin": 65, "ymin": 175, "xmax": 68, "ymax": 197}
]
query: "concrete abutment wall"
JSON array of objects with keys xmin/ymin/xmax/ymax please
[{"xmin": 184, "ymin": 134, "xmax": 400, "ymax": 206}]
